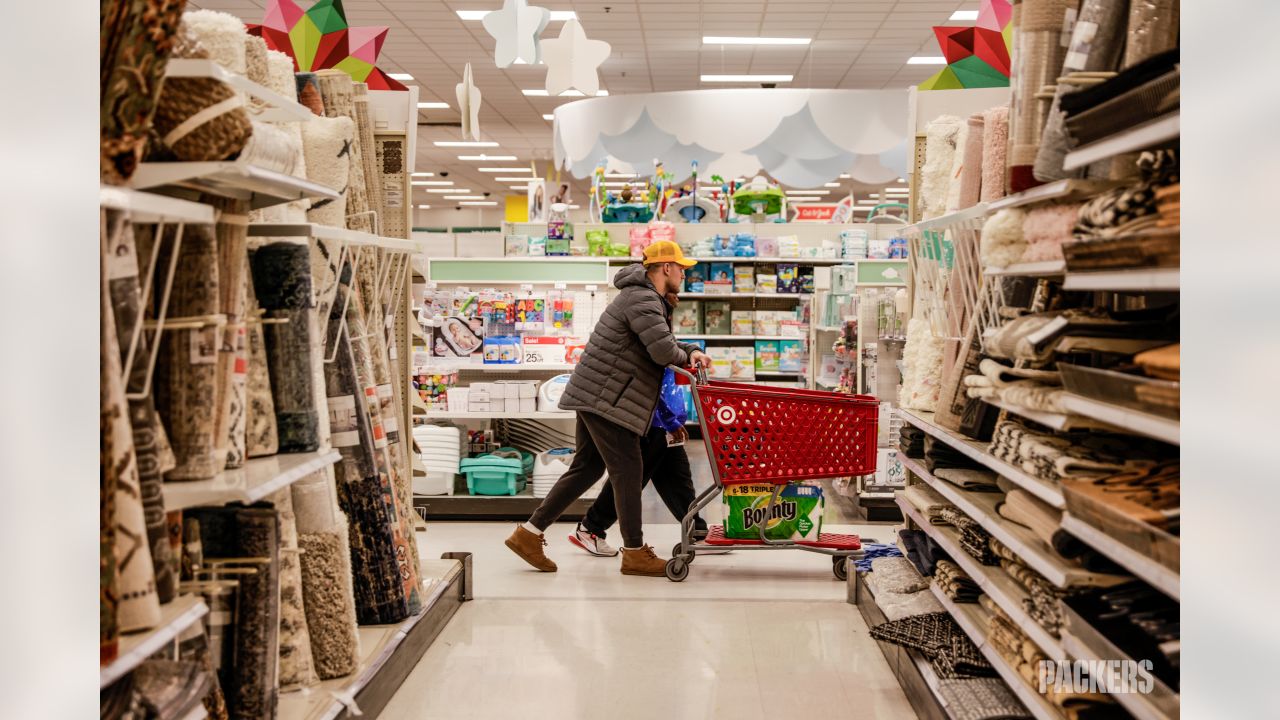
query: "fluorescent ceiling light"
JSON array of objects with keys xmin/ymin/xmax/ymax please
[
  {"xmin": 444, "ymin": 195, "xmax": 485, "ymax": 200},
  {"xmin": 412, "ymin": 181, "xmax": 453, "ymax": 186},
  {"xmin": 884, "ymin": 189, "xmax": 910, "ymax": 194},
  {"xmin": 522, "ymin": 89, "xmax": 609, "ymax": 96},
  {"xmin": 824, "ymin": 182, "xmax": 841, "ymax": 187},
  {"xmin": 949, "ymin": 10, "xmax": 980, "ymax": 21},
  {"xmin": 416, "ymin": 204, "xmax": 432, "ymax": 209},
  {"xmin": 388, "ymin": 73, "xmax": 414, "ymax": 80},
  {"xmin": 897, "ymin": 177, "xmax": 906, "ymax": 183},
  {"xmin": 458, "ymin": 9, "xmax": 576, "ymax": 21},
  {"xmin": 434, "ymin": 141, "xmax": 497, "ymax": 147},
  {"xmin": 410, "ymin": 172, "xmax": 434, "ymax": 177},
  {"xmin": 907, "ymin": 56, "xmax": 946, "ymax": 65},
  {"xmin": 567, "ymin": 204, "xmax": 581, "ymax": 209},
  {"xmin": 701, "ymin": 74, "xmax": 794, "ymax": 82},
  {"xmin": 839, "ymin": 173, "xmax": 851, "ymax": 179},
  {"xmin": 493, "ymin": 176, "xmax": 536, "ymax": 182},
  {"xmin": 459, "ymin": 201, "xmax": 499, "ymax": 206},
  {"xmin": 702, "ymin": 36, "xmax": 811, "ymax": 45},
  {"xmin": 459, "ymin": 154, "xmax": 518, "ymax": 161},
  {"xmin": 426, "ymin": 188, "xmax": 471, "ymax": 193},
  {"xmin": 543, "ymin": 114, "xmax": 555, "ymax": 120},
  {"xmin": 417, "ymin": 102, "xmax": 449, "ymax": 109},
  {"xmin": 479, "ymin": 167, "xmax": 532, "ymax": 173}
]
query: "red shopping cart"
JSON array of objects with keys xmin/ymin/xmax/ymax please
[{"xmin": 666, "ymin": 366, "xmax": 880, "ymax": 582}]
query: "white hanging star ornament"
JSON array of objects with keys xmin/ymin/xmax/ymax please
[
  {"xmin": 455, "ymin": 63, "xmax": 482, "ymax": 141},
  {"xmin": 541, "ymin": 19, "xmax": 611, "ymax": 97},
  {"xmin": 481, "ymin": 0, "xmax": 550, "ymax": 69}
]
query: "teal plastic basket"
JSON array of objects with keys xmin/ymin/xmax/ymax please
[{"xmin": 460, "ymin": 456, "xmax": 527, "ymax": 496}]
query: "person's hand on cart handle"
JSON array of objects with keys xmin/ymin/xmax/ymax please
[{"xmin": 689, "ymin": 350, "xmax": 712, "ymax": 369}]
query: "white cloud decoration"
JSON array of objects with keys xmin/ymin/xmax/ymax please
[
  {"xmin": 552, "ymin": 89, "xmax": 910, "ymax": 186},
  {"xmin": 541, "ymin": 19, "xmax": 611, "ymax": 97},
  {"xmin": 481, "ymin": 0, "xmax": 550, "ymax": 68}
]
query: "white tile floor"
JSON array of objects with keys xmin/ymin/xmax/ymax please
[{"xmin": 381, "ymin": 520, "xmax": 918, "ymax": 720}]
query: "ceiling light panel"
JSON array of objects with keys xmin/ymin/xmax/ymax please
[
  {"xmin": 479, "ymin": 167, "xmax": 532, "ymax": 173},
  {"xmin": 907, "ymin": 56, "xmax": 947, "ymax": 65},
  {"xmin": 459, "ymin": 201, "xmax": 499, "ymax": 206},
  {"xmin": 417, "ymin": 102, "xmax": 449, "ymax": 109},
  {"xmin": 458, "ymin": 155, "xmax": 518, "ymax": 161},
  {"xmin": 434, "ymin": 141, "xmax": 498, "ymax": 147},
  {"xmin": 444, "ymin": 195, "xmax": 486, "ymax": 200},
  {"xmin": 388, "ymin": 73, "xmax": 414, "ymax": 80},
  {"xmin": 950, "ymin": 10, "xmax": 980, "ymax": 21},
  {"xmin": 412, "ymin": 181, "xmax": 453, "ymax": 186},
  {"xmin": 426, "ymin": 188, "xmax": 472, "ymax": 193}
]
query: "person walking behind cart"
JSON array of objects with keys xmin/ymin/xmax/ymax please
[
  {"xmin": 505, "ymin": 242, "xmax": 712, "ymax": 576},
  {"xmin": 570, "ymin": 361, "xmax": 726, "ymax": 557}
]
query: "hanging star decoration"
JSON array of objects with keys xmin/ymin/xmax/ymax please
[
  {"xmin": 248, "ymin": 0, "xmax": 408, "ymax": 90},
  {"xmin": 919, "ymin": 0, "xmax": 1012, "ymax": 90},
  {"xmin": 540, "ymin": 19, "xmax": 611, "ymax": 97},
  {"xmin": 456, "ymin": 63, "xmax": 482, "ymax": 142},
  {"xmin": 481, "ymin": 0, "xmax": 551, "ymax": 68}
]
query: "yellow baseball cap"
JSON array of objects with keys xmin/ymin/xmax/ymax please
[{"xmin": 642, "ymin": 240, "xmax": 697, "ymax": 267}]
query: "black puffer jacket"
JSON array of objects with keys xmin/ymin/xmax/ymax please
[{"xmin": 559, "ymin": 263, "xmax": 699, "ymax": 435}]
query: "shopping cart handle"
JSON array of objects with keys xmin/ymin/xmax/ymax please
[{"xmin": 670, "ymin": 365, "xmax": 707, "ymax": 386}]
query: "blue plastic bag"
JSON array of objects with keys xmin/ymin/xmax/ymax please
[{"xmin": 652, "ymin": 368, "xmax": 688, "ymax": 432}]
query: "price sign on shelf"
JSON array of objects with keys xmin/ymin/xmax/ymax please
[
  {"xmin": 520, "ymin": 283, "xmax": 534, "ymax": 292},
  {"xmin": 524, "ymin": 351, "xmax": 545, "ymax": 364},
  {"xmin": 554, "ymin": 282, "xmax": 567, "ymax": 290},
  {"xmin": 585, "ymin": 284, "xmax": 598, "ymax": 292}
]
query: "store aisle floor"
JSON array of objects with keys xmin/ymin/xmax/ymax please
[{"xmin": 382, "ymin": 521, "xmax": 918, "ymax": 720}]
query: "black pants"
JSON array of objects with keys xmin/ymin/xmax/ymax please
[
  {"xmin": 528, "ymin": 412, "xmax": 647, "ymax": 548},
  {"xmin": 581, "ymin": 427, "xmax": 708, "ymax": 540}
]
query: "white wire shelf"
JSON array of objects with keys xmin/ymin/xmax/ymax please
[
  {"xmin": 928, "ymin": 584, "xmax": 1066, "ymax": 720},
  {"xmin": 982, "ymin": 398, "xmax": 1077, "ymax": 432},
  {"xmin": 425, "ymin": 411, "xmax": 574, "ymax": 420},
  {"xmin": 987, "ymin": 179, "xmax": 1119, "ymax": 212},
  {"xmin": 904, "ymin": 202, "xmax": 991, "ymax": 233},
  {"xmin": 99, "ymin": 186, "xmax": 215, "ymax": 225},
  {"xmin": 1061, "ymin": 267, "xmax": 1179, "ymax": 292},
  {"xmin": 1059, "ymin": 604, "xmax": 1181, "ymax": 720},
  {"xmin": 896, "ymin": 494, "xmax": 1064, "ymax": 659},
  {"xmin": 164, "ymin": 58, "xmax": 314, "ymax": 123},
  {"xmin": 248, "ymin": 223, "xmax": 425, "ymax": 253},
  {"xmin": 162, "ymin": 450, "xmax": 341, "ymax": 511},
  {"xmin": 898, "ymin": 455, "xmax": 1127, "ymax": 589},
  {"xmin": 983, "ymin": 260, "xmax": 1067, "ymax": 278},
  {"xmin": 1058, "ymin": 393, "xmax": 1179, "ymax": 446},
  {"xmin": 1060, "ymin": 514, "xmax": 1180, "ymax": 601},
  {"xmin": 1063, "ymin": 112, "xmax": 1180, "ymax": 171},
  {"xmin": 101, "ymin": 595, "xmax": 209, "ymax": 688},
  {"xmin": 129, "ymin": 160, "xmax": 342, "ymax": 211},
  {"xmin": 896, "ymin": 409, "xmax": 1065, "ymax": 508}
]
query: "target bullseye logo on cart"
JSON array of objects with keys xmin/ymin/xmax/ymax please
[{"xmin": 715, "ymin": 406, "xmax": 737, "ymax": 425}]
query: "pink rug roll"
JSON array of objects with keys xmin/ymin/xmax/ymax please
[
  {"xmin": 959, "ymin": 114, "xmax": 986, "ymax": 209},
  {"xmin": 1019, "ymin": 203, "xmax": 1083, "ymax": 262},
  {"xmin": 980, "ymin": 105, "xmax": 1010, "ymax": 202}
]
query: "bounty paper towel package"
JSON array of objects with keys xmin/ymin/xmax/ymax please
[{"xmin": 723, "ymin": 483, "xmax": 824, "ymax": 540}]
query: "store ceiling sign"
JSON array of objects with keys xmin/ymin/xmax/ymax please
[
  {"xmin": 551, "ymin": 89, "xmax": 909, "ymax": 187},
  {"xmin": 792, "ymin": 204, "xmax": 839, "ymax": 223}
]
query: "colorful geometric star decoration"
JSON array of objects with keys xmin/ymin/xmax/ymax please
[
  {"xmin": 919, "ymin": 0, "xmax": 1012, "ymax": 90},
  {"xmin": 247, "ymin": 0, "xmax": 408, "ymax": 91}
]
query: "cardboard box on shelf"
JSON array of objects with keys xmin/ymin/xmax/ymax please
[
  {"xmin": 754, "ymin": 310, "xmax": 780, "ymax": 336},
  {"xmin": 673, "ymin": 301, "xmax": 703, "ymax": 334},
  {"xmin": 755, "ymin": 340, "xmax": 781, "ymax": 371},
  {"xmin": 734, "ymin": 266, "xmax": 755, "ymax": 292},
  {"xmin": 704, "ymin": 301, "xmax": 732, "ymax": 335},
  {"xmin": 779, "ymin": 340, "xmax": 805, "ymax": 372},
  {"xmin": 731, "ymin": 311, "xmax": 754, "ymax": 336}
]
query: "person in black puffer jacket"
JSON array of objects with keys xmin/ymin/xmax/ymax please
[{"xmin": 505, "ymin": 241, "xmax": 711, "ymax": 577}]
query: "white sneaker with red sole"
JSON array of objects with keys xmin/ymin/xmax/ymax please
[{"xmin": 568, "ymin": 524, "xmax": 619, "ymax": 557}]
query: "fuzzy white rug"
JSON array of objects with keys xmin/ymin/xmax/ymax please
[
  {"xmin": 301, "ymin": 115, "xmax": 353, "ymax": 228},
  {"xmin": 181, "ymin": 10, "xmax": 247, "ymax": 75},
  {"xmin": 920, "ymin": 115, "xmax": 964, "ymax": 220},
  {"xmin": 979, "ymin": 208, "xmax": 1027, "ymax": 268},
  {"xmin": 900, "ymin": 317, "xmax": 945, "ymax": 411}
]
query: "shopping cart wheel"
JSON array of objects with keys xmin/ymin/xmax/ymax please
[
  {"xmin": 832, "ymin": 556, "xmax": 849, "ymax": 582},
  {"xmin": 665, "ymin": 558, "xmax": 690, "ymax": 582},
  {"xmin": 672, "ymin": 543, "xmax": 695, "ymax": 563}
]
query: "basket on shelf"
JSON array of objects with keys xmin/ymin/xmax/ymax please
[{"xmin": 460, "ymin": 456, "xmax": 526, "ymax": 496}]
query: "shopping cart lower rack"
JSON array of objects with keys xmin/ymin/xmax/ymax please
[{"xmin": 667, "ymin": 366, "xmax": 879, "ymax": 582}]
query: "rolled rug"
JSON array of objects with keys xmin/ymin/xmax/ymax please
[
  {"xmin": 295, "ymin": 72, "xmax": 326, "ymax": 116},
  {"xmin": 943, "ymin": 121, "xmax": 970, "ymax": 215},
  {"xmin": 979, "ymin": 208, "xmax": 1027, "ymax": 268},
  {"xmin": 150, "ymin": 28, "xmax": 252, "ymax": 163},
  {"xmin": 979, "ymin": 105, "xmax": 1010, "ymax": 202},
  {"xmin": 244, "ymin": 34, "xmax": 269, "ymax": 86},
  {"xmin": 341, "ymin": 270, "xmax": 420, "ymax": 619},
  {"xmin": 1124, "ymin": 0, "xmax": 1180, "ymax": 68},
  {"xmin": 239, "ymin": 121, "xmax": 303, "ymax": 176},
  {"xmin": 212, "ymin": 199, "xmax": 250, "ymax": 471},
  {"xmin": 244, "ymin": 273, "xmax": 279, "ymax": 457},
  {"xmin": 267, "ymin": 489, "xmax": 317, "ymax": 690},
  {"xmin": 958, "ymin": 114, "xmax": 985, "ymax": 209},
  {"xmin": 355, "ymin": 257, "xmax": 424, "ymax": 597},
  {"xmin": 1033, "ymin": 0, "xmax": 1128, "ymax": 182},
  {"xmin": 102, "ymin": 218, "xmax": 161, "ymax": 633},
  {"xmin": 324, "ymin": 295, "xmax": 409, "ymax": 622},
  {"xmin": 292, "ymin": 472, "xmax": 362, "ymax": 679},
  {"xmin": 353, "ymin": 84, "xmax": 387, "ymax": 230},
  {"xmin": 1007, "ymin": 0, "xmax": 1076, "ymax": 193},
  {"xmin": 180, "ymin": 9, "xmax": 248, "ymax": 75},
  {"xmin": 249, "ymin": 242, "xmax": 321, "ymax": 452},
  {"xmin": 316, "ymin": 70, "xmax": 373, "ymax": 233},
  {"xmin": 301, "ymin": 115, "xmax": 353, "ymax": 228},
  {"xmin": 188, "ymin": 505, "xmax": 280, "ymax": 720},
  {"xmin": 1019, "ymin": 202, "xmax": 1083, "ymax": 263},
  {"xmin": 921, "ymin": 115, "xmax": 964, "ymax": 220},
  {"xmin": 152, "ymin": 223, "xmax": 224, "ymax": 481},
  {"xmin": 99, "ymin": 0, "xmax": 185, "ymax": 184},
  {"xmin": 104, "ymin": 210, "xmax": 178, "ymax": 603}
]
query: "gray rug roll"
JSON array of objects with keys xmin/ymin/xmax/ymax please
[
  {"xmin": 249, "ymin": 241, "xmax": 320, "ymax": 452},
  {"xmin": 244, "ymin": 271, "xmax": 278, "ymax": 457}
]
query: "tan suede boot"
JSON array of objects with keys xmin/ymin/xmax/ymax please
[
  {"xmin": 620, "ymin": 545, "xmax": 667, "ymax": 577},
  {"xmin": 505, "ymin": 526, "xmax": 557, "ymax": 572}
]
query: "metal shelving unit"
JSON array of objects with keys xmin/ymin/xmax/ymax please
[
  {"xmin": 1062, "ymin": 267, "xmax": 1179, "ymax": 292},
  {"xmin": 129, "ymin": 160, "xmax": 341, "ymax": 210},
  {"xmin": 1063, "ymin": 112, "xmax": 1180, "ymax": 171},
  {"xmin": 162, "ymin": 450, "xmax": 342, "ymax": 511},
  {"xmin": 101, "ymin": 595, "xmax": 210, "ymax": 688},
  {"xmin": 1060, "ymin": 514, "xmax": 1180, "ymax": 601}
]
